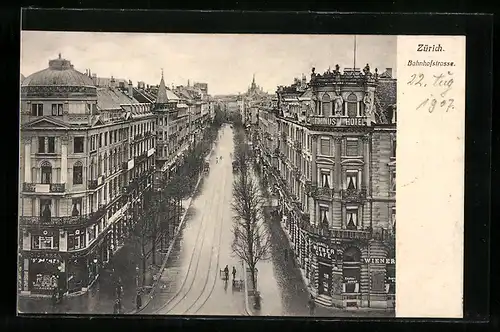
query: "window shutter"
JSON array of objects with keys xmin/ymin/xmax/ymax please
[{"xmin": 346, "ymin": 139, "xmax": 359, "ymax": 156}]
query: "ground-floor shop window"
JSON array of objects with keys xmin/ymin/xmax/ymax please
[
  {"xmin": 343, "ymin": 247, "xmax": 361, "ymax": 293},
  {"xmin": 386, "ymin": 257, "xmax": 396, "ymax": 294}
]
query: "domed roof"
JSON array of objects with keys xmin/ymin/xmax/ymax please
[{"xmin": 22, "ymin": 54, "xmax": 94, "ymax": 87}]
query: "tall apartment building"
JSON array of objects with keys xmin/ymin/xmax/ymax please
[
  {"xmin": 258, "ymin": 65, "xmax": 396, "ymax": 309},
  {"xmin": 18, "ymin": 55, "xmax": 156, "ymax": 297}
]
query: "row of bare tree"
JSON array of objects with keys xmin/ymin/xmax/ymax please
[{"xmin": 230, "ymin": 120, "xmax": 271, "ymax": 306}]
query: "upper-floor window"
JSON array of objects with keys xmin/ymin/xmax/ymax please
[
  {"xmin": 390, "ymin": 171, "xmax": 396, "ymax": 192},
  {"xmin": 73, "ymin": 162, "xmax": 83, "ymax": 185},
  {"xmin": 346, "ymin": 93, "xmax": 358, "ymax": 117},
  {"xmin": 391, "ymin": 208, "xmax": 396, "ymax": 233},
  {"xmin": 40, "ymin": 161, "xmax": 52, "ymax": 184},
  {"xmin": 32, "ymin": 235, "xmax": 57, "ymax": 250},
  {"xmin": 346, "ymin": 138, "xmax": 359, "ymax": 156},
  {"xmin": 39, "ymin": 198, "xmax": 52, "ymax": 219},
  {"xmin": 72, "ymin": 197, "xmax": 82, "ymax": 216},
  {"xmin": 320, "ymin": 170, "xmax": 331, "ymax": 188},
  {"xmin": 104, "ymin": 132, "xmax": 108, "ymax": 146},
  {"xmin": 320, "ymin": 137, "xmax": 331, "ymax": 155},
  {"xmin": 74, "ymin": 137, "xmax": 84, "ymax": 153},
  {"xmin": 391, "ymin": 138, "xmax": 396, "ymax": 158},
  {"xmin": 51, "ymin": 104, "xmax": 63, "ymax": 116},
  {"xmin": 346, "ymin": 207, "xmax": 359, "ymax": 230},
  {"xmin": 321, "ymin": 94, "xmax": 331, "ymax": 117},
  {"xmin": 319, "ymin": 205, "xmax": 329, "ymax": 226},
  {"xmin": 346, "ymin": 170, "xmax": 359, "ymax": 190},
  {"xmin": 38, "ymin": 137, "xmax": 55, "ymax": 153},
  {"xmin": 31, "ymin": 104, "xmax": 43, "ymax": 116}
]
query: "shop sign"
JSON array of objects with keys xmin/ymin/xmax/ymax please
[
  {"xmin": 312, "ymin": 243, "xmax": 335, "ymax": 259},
  {"xmin": 344, "ymin": 276, "xmax": 358, "ymax": 284},
  {"xmin": 309, "ymin": 116, "xmax": 367, "ymax": 127},
  {"xmin": 31, "ymin": 257, "xmax": 60, "ymax": 264},
  {"xmin": 363, "ymin": 258, "xmax": 396, "ymax": 264}
]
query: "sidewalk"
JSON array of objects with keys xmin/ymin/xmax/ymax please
[
  {"xmin": 18, "ymin": 197, "xmax": 192, "ymax": 315},
  {"xmin": 247, "ymin": 169, "xmax": 394, "ymax": 318}
]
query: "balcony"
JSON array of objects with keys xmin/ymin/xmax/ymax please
[
  {"xmin": 134, "ymin": 133, "xmax": 144, "ymax": 141},
  {"xmin": 135, "ymin": 152, "xmax": 147, "ymax": 164},
  {"xmin": 19, "ymin": 207, "xmax": 107, "ymax": 229},
  {"xmin": 22, "ymin": 182, "xmax": 66, "ymax": 193},
  {"xmin": 341, "ymin": 188, "xmax": 367, "ymax": 202},
  {"xmin": 312, "ymin": 185, "xmax": 334, "ymax": 200},
  {"xmin": 299, "ymin": 220, "xmax": 372, "ymax": 240}
]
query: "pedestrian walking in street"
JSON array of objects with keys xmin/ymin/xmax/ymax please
[
  {"xmin": 224, "ymin": 265, "xmax": 229, "ymax": 281},
  {"xmin": 308, "ymin": 295, "xmax": 316, "ymax": 316},
  {"xmin": 136, "ymin": 292, "xmax": 142, "ymax": 310},
  {"xmin": 232, "ymin": 266, "xmax": 237, "ymax": 283},
  {"xmin": 113, "ymin": 299, "xmax": 120, "ymax": 314}
]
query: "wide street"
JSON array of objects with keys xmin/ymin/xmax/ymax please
[{"xmin": 137, "ymin": 125, "xmax": 247, "ymax": 316}]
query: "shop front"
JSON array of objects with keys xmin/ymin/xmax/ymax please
[{"xmin": 26, "ymin": 252, "xmax": 64, "ymax": 295}]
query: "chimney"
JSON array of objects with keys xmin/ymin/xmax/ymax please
[
  {"xmin": 385, "ymin": 68, "xmax": 392, "ymax": 78},
  {"xmin": 92, "ymin": 74, "xmax": 97, "ymax": 86},
  {"xmin": 110, "ymin": 76, "xmax": 116, "ymax": 88},
  {"xmin": 128, "ymin": 79, "xmax": 133, "ymax": 96}
]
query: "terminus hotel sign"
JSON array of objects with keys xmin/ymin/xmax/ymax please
[{"xmin": 307, "ymin": 116, "xmax": 368, "ymax": 127}]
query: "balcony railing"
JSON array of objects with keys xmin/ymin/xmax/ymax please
[
  {"xmin": 312, "ymin": 185, "xmax": 334, "ymax": 199},
  {"xmin": 341, "ymin": 188, "xmax": 367, "ymax": 202},
  {"xmin": 122, "ymin": 162, "xmax": 128, "ymax": 170},
  {"xmin": 135, "ymin": 152, "xmax": 147, "ymax": 164},
  {"xmin": 19, "ymin": 207, "xmax": 107, "ymax": 228},
  {"xmin": 134, "ymin": 133, "xmax": 144, "ymax": 141},
  {"xmin": 299, "ymin": 220, "xmax": 372, "ymax": 240},
  {"xmin": 22, "ymin": 182, "xmax": 66, "ymax": 193}
]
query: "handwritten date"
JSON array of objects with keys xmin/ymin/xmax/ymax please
[
  {"xmin": 416, "ymin": 95, "xmax": 455, "ymax": 113},
  {"xmin": 407, "ymin": 71, "xmax": 454, "ymax": 97}
]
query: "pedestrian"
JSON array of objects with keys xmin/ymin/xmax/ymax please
[
  {"xmin": 224, "ymin": 265, "xmax": 229, "ymax": 281},
  {"xmin": 136, "ymin": 292, "xmax": 142, "ymax": 310},
  {"xmin": 113, "ymin": 299, "xmax": 120, "ymax": 314},
  {"xmin": 308, "ymin": 295, "xmax": 316, "ymax": 316},
  {"xmin": 232, "ymin": 266, "xmax": 237, "ymax": 282}
]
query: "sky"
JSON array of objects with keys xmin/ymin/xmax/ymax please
[{"xmin": 21, "ymin": 32, "xmax": 396, "ymax": 95}]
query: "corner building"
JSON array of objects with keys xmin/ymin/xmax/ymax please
[
  {"xmin": 18, "ymin": 55, "xmax": 156, "ymax": 296},
  {"xmin": 265, "ymin": 66, "xmax": 396, "ymax": 309}
]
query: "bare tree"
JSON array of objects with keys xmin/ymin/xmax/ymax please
[
  {"xmin": 129, "ymin": 201, "xmax": 155, "ymax": 288},
  {"xmin": 230, "ymin": 145, "xmax": 271, "ymax": 295}
]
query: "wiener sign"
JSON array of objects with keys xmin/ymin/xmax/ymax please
[
  {"xmin": 309, "ymin": 116, "xmax": 367, "ymax": 127},
  {"xmin": 312, "ymin": 243, "xmax": 335, "ymax": 259}
]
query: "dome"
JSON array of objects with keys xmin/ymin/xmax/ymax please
[{"xmin": 22, "ymin": 54, "xmax": 94, "ymax": 87}]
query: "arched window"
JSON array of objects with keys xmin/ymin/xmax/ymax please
[
  {"xmin": 346, "ymin": 93, "xmax": 358, "ymax": 117},
  {"xmin": 321, "ymin": 94, "xmax": 331, "ymax": 116},
  {"xmin": 40, "ymin": 161, "xmax": 52, "ymax": 184},
  {"xmin": 343, "ymin": 247, "xmax": 361, "ymax": 293},
  {"xmin": 73, "ymin": 161, "xmax": 83, "ymax": 185}
]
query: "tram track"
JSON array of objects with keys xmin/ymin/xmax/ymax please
[
  {"xmin": 136, "ymin": 154, "xmax": 217, "ymax": 314},
  {"xmin": 180, "ymin": 157, "xmax": 229, "ymax": 314}
]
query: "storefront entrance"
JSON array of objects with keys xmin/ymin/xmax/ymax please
[{"xmin": 317, "ymin": 262, "xmax": 332, "ymax": 296}]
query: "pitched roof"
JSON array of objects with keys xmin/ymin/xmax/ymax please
[
  {"xmin": 97, "ymin": 87, "xmax": 139, "ymax": 110},
  {"xmin": 156, "ymin": 75, "xmax": 169, "ymax": 104},
  {"xmin": 375, "ymin": 78, "xmax": 397, "ymax": 110}
]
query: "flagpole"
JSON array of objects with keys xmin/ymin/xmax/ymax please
[{"xmin": 353, "ymin": 35, "xmax": 357, "ymax": 70}]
